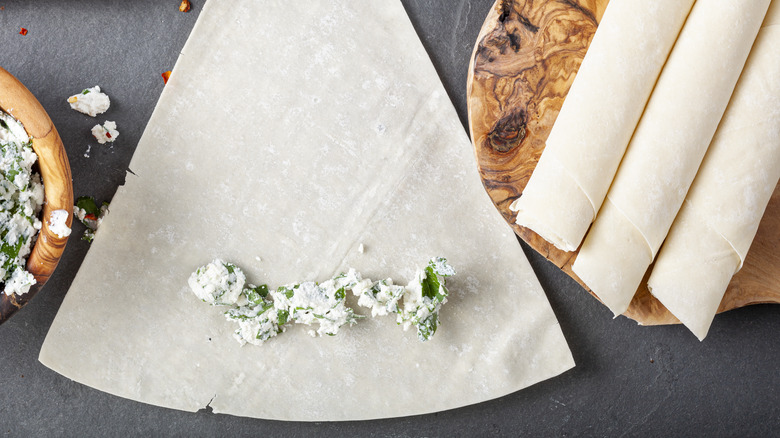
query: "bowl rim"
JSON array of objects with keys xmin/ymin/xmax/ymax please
[{"xmin": 0, "ymin": 66, "xmax": 73, "ymax": 323}]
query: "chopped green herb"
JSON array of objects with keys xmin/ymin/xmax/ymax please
[
  {"xmin": 244, "ymin": 284, "xmax": 270, "ymax": 306},
  {"xmin": 277, "ymin": 309, "xmax": 289, "ymax": 325},
  {"xmin": 398, "ymin": 257, "xmax": 455, "ymax": 341},
  {"xmin": 75, "ymin": 196, "xmax": 100, "ymax": 216}
]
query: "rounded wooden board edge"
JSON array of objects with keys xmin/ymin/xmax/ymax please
[
  {"xmin": 466, "ymin": 0, "xmax": 780, "ymax": 326},
  {"xmin": 0, "ymin": 66, "xmax": 74, "ymax": 323}
]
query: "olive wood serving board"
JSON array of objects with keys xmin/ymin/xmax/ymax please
[
  {"xmin": 466, "ymin": 0, "xmax": 780, "ymax": 325},
  {"xmin": 0, "ymin": 67, "xmax": 73, "ymax": 323}
]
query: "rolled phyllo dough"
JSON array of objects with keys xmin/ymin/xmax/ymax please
[
  {"xmin": 648, "ymin": 2, "xmax": 780, "ymax": 341},
  {"xmin": 510, "ymin": 0, "xmax": 694, "ymax": 252},
  {"xmin": 572, "ymin": 0, "xmax": 771, "ymax": 316}
]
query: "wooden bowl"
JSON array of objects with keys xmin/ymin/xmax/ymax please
[
  {"xmin": 0, "ymin": 67, "xmax": 73, "ymax": 323},
  {"xmin": 467, "ymin": 0, "xmax": 780, "ymax": 325}
]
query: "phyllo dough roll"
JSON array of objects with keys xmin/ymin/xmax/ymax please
[
  {"xmin": 648, "ymin": 2, "xmax": 780, "ymax": 341},
  {"xmin": 572, "ymin": 0, "xmax": 771, "ymax": 316},
  {"xmin": 510, "ymin": 0, "xmax": 694, "ymax": 252}
]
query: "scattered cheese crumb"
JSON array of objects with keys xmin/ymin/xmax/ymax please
[
  {"xmin": 68, "ymin": 86, "xmax": 110, "ymax": 117},
  {"xmin": 48, "ymin": 209, "xmax": 72, "ymax": 238},
  {"xmin": 91, "ymin": 121, "xmax": 119, "ymax": 144},
  {"xmin": 358, "ymin": 243, "xmax": 365, "ymax": 254}
]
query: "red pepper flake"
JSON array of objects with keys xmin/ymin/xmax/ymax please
[
  {"xmin": 19, "ymin": 27, "xmax": 28, "ymax": 36},
  {"xmin": 105, "ymin": 132, "xmax": 112, "ymax": 139},
  {"xmin": 161, "ymin": 70, "xmax": 172, "ymax": 84},
  {"xmin": 179, "ymin": 0, "xmax": 191, "ymax": 12},
  {"xmin": 85, "ymin": 214, "xmax": 97, "ymax": 221}
]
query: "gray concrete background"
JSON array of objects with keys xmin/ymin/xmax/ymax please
[{"xmin": 1, "ymin": 1, "xmax": 778, "ymax": 436}]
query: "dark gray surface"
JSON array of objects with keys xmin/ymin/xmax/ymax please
[{"xmin": 1, "ymin": 1, "xmax": 778, "ymax": 436}]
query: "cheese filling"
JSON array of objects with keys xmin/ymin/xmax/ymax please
[
  {"xmin": 0, "ymin": 111, "xmax": 44, "ymax": 296},
  {"xmin": 189, "ymin": 257, "xmax": 455, "ymax": 345}
]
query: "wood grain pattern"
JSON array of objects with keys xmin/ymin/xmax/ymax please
[
  {"xmin": 0, "ymin": 67, "xmax": 73, "ymax": 323},
  {"xmin": 467, "ymin": 0, "xmax": 780, "ymax": 325}
]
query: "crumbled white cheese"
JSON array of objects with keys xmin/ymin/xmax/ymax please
[
  {"xmin": 48, "ymin": 209, "xmax": 72, "ymax": 238},
  {"xmin": 67, "ymin": 86, "xmax": 110, "ymax": 117},
  {"xmin": 189, "ymin": 258, "xmax": 455, "ymax": 345},
  {"xmin": 0, "ymin": 113, "xmax": 29, "ymax": 143},
  {"xmin": 358, "ymin": 243, "xmax": 365, "ymax": 254},
  {"xmin": 188, "ymin": 259, "xmax": 248, "ymax": 306},
  {"xmin": 91, "ymin": 121, "xmax": 119, "ymax": 144},
  {"xmin": 333, "ymin": 268, "xmax": 365, "ymax": 290},
  {"xmin": 73, "ymin": 207, "xmax": 85, "ymax": 221},
  {"xmin": 4, "ymin": 268, "xmax": 36, "ymax": 297},
  {"xmin": 225, "ymin": 302, "xmax": 281, "ymax": 346},
  {"xmin": 355, "ymin": 278, "xmax": 405, "ymax": 317},
  {"xmin": 399, "ymin": 270, "xmax": 429, "ymax": 330},
  {"xmin": 429, "ymin": 258, "xmax": 456, "ymax": 277},
  {"xmin": 0, "ymin": 111, "xmax": 43, "ymax": 296},
  {"xmin": 271, "ymin": 279, "xmax": 359, "ymax": 337},
  {"xmin": 397, "ymin": 257, "xmax": 455, "ymax": 341}
]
